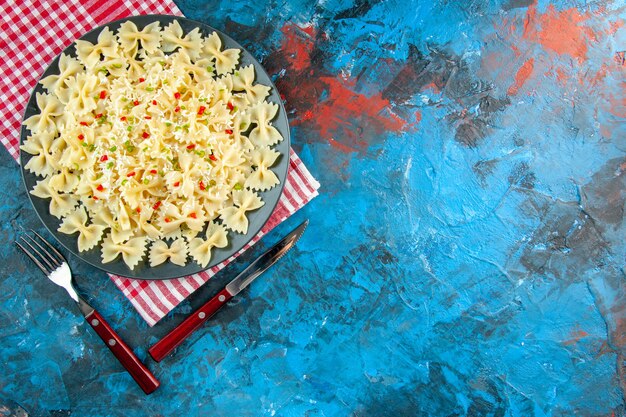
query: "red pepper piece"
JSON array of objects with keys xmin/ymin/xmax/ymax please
[
  {"xmin": 99, "ymin": 91, "xmax": 106, "ymax": 99},
  {"xmin": 133, "ymin": 100, "xmax": 140, "ymax": 106},
  {"xmin": 139, "ymin": 78, "xmax": 145, "ymax": 83},
  {"xmin": 189, "ymin": 212, "xmax": 197, "ymax": 219},
  {"xmin": 120, "ymin": 116, "xmax": 127, "ymax": 121},
  {"xmin": 92, "ymin": 196, "xmax": 99, "ymax": 200},
  {"xmin": 209, "ymin": 154, "xmax": 217, "ymax": 161},
  {"xmin": 127, "ymin": 172, "xmax": 136, "ymax": 177},
  {"xmin": 174, "ymin": 106, "xmax": 180, "ymax": 113},
  {"xmin": 186, "ymin": 144, "xmax": 195, "ymax": 150},
  {"xmin": 227, "ymin": 102, "xmax": 234, "ymax": 111},
  {"xmin": 96, "ymin": 184, "xmax": 104, "ymax": 192},
  {"xmin": 142, "ymin": 132, "xmax": 150, "ymax": 139},
  {"xmin": 173, "ymin": 181, "xmax": 180, "ymax": 187},
  {"xmin": 78, "ymin": 134, "xmax": 84, "ymax": 140},
  {"xmin": 136, "ymin": 207, "xmax": 141, "ymax": 213},
  {"xmin": 100, "ymin": 155, "xmax": 108, "ymax": 162},
  {"xmin": 164, "ymin": 217, "xmax": 171, "ymax": 223},
  {"xmin": 225, "ymin": 129, "xmax": 233, "ymax": 134},
  {"xmin": 174, "ymin": 92, "xmax": 181, "ymax": 100},
  {"xmin": 145, "ymin": 116, "xmax": 152, "ymax": 120},
  {"xmin": 152, "ymin": 100, "xmax": 157, "ymax": 105},
  {"xmin": 152, "ymin": 201, "xmax": 161, "ymax": 210},
  {"xmin": 199, "ymin": 181, "xmax": 206, "ymax": 191},
  {"xmin": 197, "ymin": 106, "xmax": 206, "ymax": 115},
  {"xmin": 79, "ymin": 121, "xmax": 89, "ymax": 126}
]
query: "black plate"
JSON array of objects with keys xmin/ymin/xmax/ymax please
[{"xmin": 19, "ymin": 15, "xmax": 290, "ymax": 279}]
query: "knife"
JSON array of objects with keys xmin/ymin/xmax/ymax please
[{"xmin": 149, "ymin": 219, "xmax": 308, "ymax": 362}]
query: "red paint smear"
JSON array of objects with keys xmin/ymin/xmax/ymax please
[
  {"xmin": 315, "ymin": 76, "xmax": 406, "ymax": 143},
  {"xmin": 280, "ymin": 24, "xmax": 315, "ymax": 72},
  {"xmin": 328, "ymin": 137, "xmax": 357, "ymax": 153},
  {"xmin": 275, "ymin": 23, "xmax": 409, "ymax": 154},
  {"xmin": 507, "ymin": 58, "xmax": 535, "ymax": 95},
  {"xmin": 523, "ymin": 2, "xmax": 595, "ymax": 62}
]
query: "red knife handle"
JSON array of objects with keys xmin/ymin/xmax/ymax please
[
  {"xmin": 85, "ymin": 309, "xmax": 160, "ymax": 394},
  {"xmin": 149, "ymin": 288, "xmax": 233, "ymax": 362}
]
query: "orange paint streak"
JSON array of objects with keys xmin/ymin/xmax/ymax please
[
  {"xmin": 555, "ymin": 67, "xmax": 568, "ymax": 85},
  {"xmin": 507, "ymin": 58, "xmax": 535, "ymax": 95},
  {"xmin": 523, "ymin": 3, "xmax": 595, "ymax": 62},
  {"xmin": 562, "ymin": 329, "xmax": 589, "ymax": 346},
  {"xmin": 607, "ymin": 20, "xmax": 624, "ymax": 35}
]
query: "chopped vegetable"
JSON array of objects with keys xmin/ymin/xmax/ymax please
[
  {"xmin": 197, "ymin": 106, "xmax": 206, "ymax": 115},
  {"xmin": 233, "ymin": 183, "xmax": 243, "ymax": 190},
  {"xmin": 173, "ymin": 181, "xmax": 180, "ymax": 187},
  {"xmin": 78, "ymin": 134, "xmax": 84, "ymax": 140},
  {"xmin": 153, "ymin": 201, "xmax": 162, "ymax": 210},
  {"xmin": 96, "ymin": 184, "xmax": 104, "ymax": 191},
  {"xmin": 79, "ymin": 121, "xmax": 89, "ymax": 126},
  {"xmin": 174, "ymin": 92, "xmax": 181, "ymax": 100},
  {"xmin": 225, "ymin": 129, "xmax": 233, "ymax": 134},
  {"xmin": 209, "ymin": 154, "xmax": 217, "ymax": 161},
  {"xmin": 186, "ymin": 144, "xmax": 195, "ymax": 150},
  {"xmin": 149, "ymin": 169, "xmax": 157, "ymax": 174},
  {"xmin": 100, "ymin": 155, "xmax": 108, "ymax": 162},
  {"xmin": 199, "ymin": 180, "xmax": 206, "ymax": 191},
  {"xmin": 139, "ymin": 77, "xmax": 145, "ymax": 83},
  {"xmin": 189, "ymin": 212, "xmax": 197, "ymax": 219},
  {"xmin": 99, "ymin": 91, "xmax": 106, "ymax": 99},
  {"xmin": 227, "ymin": 102, "xmax": 234, "ymax": 111},
  {"xmin": 127, "ymin": 171, "xmax": 136, "ymax": 177},
  {"xmin": 109, "ymin": 146, "xmax": 117, "ymax": 152}
]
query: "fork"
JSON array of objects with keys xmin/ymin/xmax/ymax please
[{"xmin": 16, "ymin": 231, "xmax": 160, "ymax": 395}]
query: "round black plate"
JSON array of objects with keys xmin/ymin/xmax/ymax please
[{"xmin": 19, "ymin": 15, "xmax": 290, "ymax": 279}]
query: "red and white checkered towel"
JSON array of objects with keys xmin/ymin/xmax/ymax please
[{"xmin": 0, "ymin": 0, "xmax": 320, "ymax": 326}]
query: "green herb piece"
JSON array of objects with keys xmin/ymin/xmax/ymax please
[
  {"xmin": 127, "ymin": 126, "xmax": 133, "ymax": 132},
  {"xmin": 122, "ymin": 179, "xmax": 128, "ymax": 185},
  {"xmin": 109, "ymin": 145, "xmax": 117, "ymax": 152},
  {"xmin": 112, "ymin": 63, "xmax": 123, "ymax": 69},
  {"xmin": 165, "ymin": 122, "xmax": 172, "ymax": 127},
  {"xmin": 143, "ymin": 178, "xmax": 149, "ymax": 184},
  {"xmin": 146, "ymin": 87, "xmax": 154, "ymax": 92},
  {"xmin": 206, "ymin": 66, "xmax": 213, "ymax": 72},
  {"xmin": 233, "ymin": 183, "xmax": 243, "ymax": 190},
  {"xmin": 107, "ymin": 161, "xmax": 114, "ymax": 169},
  {"xmin": 88, "ymin": 144, "xmax": 96, "ymax": 152}
]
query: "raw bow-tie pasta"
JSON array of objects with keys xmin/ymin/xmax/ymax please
[{"xmin": 21, "ymin": 20, "xmax": 284, "ymax": 270}]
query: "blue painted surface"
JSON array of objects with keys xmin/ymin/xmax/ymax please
[{"xmin": 1, "ymin": 0, "xmax": 625, "ymax": 416}]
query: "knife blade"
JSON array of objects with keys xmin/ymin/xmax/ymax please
[{"xmin": 149, "ymin": 219, "xmax": 308, "ymax": 362}]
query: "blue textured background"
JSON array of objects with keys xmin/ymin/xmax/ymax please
[{"xmin": 1, "ymin": 0, "xmax": 625, "ymax": 416}]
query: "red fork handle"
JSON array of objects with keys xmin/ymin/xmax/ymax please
[
  {"xmin": 149, "ymin": 288, "xmax": 233, "ymax": 362},
  {"xmin": 85, "ymin": 309, "xmax": 160, "ymax": 394}
]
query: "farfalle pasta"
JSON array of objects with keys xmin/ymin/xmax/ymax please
[{"xmin": 21, "ymin": 20, "xmax": 284, "ymax": 270}]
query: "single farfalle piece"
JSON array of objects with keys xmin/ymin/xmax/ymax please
[
  {"xmin": 30, "ymin": 178, "xmax": 79, "ymax": 219},
  {"xmin": 245, "ymin": 147, "xmax": 280, "ymax": 191},
  {"xmin": 61, "ymin": 73, "xmax": 99, "ymax": 115},
  {"xmin": 40, "ymin": 53, "xmax": 83, "ymax": 96},
  {"xmin": 23, "ymin": 93, "xmax": 64, "ymax": 134},
  {"xmin": 202, "ymin": 32, "xmax": 240, "ymax": 75},
  {"xmin": 118, "ymin": 21, "xmax": 162, "ymax": 55},
  {"xmin": 149, "ymin": 238, "xmax": 188, "ymax": 267},
  {"xmin": 189, "ymin": 221, "xmax": 228, "ymax": 267},
  {"xmin": 101, "ymin": 233, "xmax": 147, "ymax": 269},
  {"xmin": 219, "ymin": 189, "xmax": 264, "ymax": 234},
  {"xmin": 58, "ymin": 206, "xmax": 106, "ymax": 252},
  {"xmin": 75, "ymin": 26, "xmax": 118, "ymax": 69},
  {"xmin": 232, "ymin": 65, "xmax": 271, "ymax": 104},
  {"xmin": 161, "ymin": 20, "xmax": 203, "ymax": 60},
  {"xmin": 49, "ymin": 168, "xmax": 80, "ymax": 193},
  {"xmin": 20, "ymin": 131, "xmax": 59, "ymax": 177},
  {"xmin": 249, "ymin": 101, "xmax": 282, "ymax": 147}
]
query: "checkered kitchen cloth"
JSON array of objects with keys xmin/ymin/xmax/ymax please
[{"xmin": 0, "ymin": 0, "xmax": 320, "ymax": 325}]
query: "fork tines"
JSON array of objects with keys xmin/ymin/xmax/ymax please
[{"xmin": 15, "ymin": 230, "xmax": 65, "ymax": 275}]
